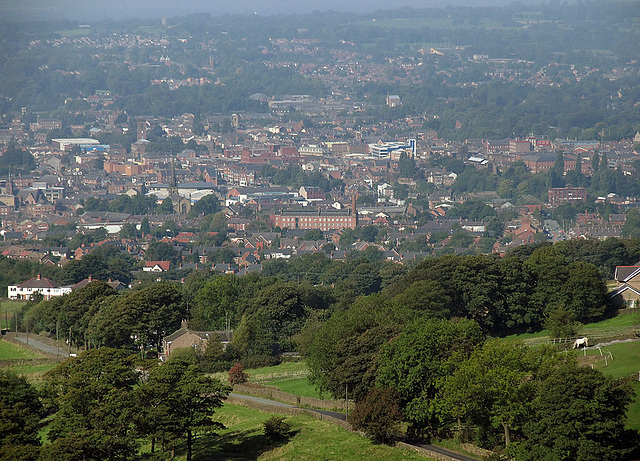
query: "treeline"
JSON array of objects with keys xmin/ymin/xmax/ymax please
[
  {"xmin": 23, "ymin": 282, "xmax": 184, "ymax": 351},
  {"xmin": 20, "ymin": 237, "xmax": 627, "ymax": 369}
]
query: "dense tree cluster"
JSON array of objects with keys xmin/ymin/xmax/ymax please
[
  {"xmin": 34, "ymin": 347, "xmax": 228, "ymax": 461},
  {"xmin": 24, "ymin": 282, "xmax": 185, "ymax": 352}
]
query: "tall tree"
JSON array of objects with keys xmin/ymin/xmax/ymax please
[
  {"xmin": 0, "ymin": 372, "xmax": 43, "ymax": 461},
  {"xmin": 89, "ymin": 284, "xmax": 185, "ymax": 352},
  {"xmin": 42, "ymin": 348, "xmax": 140, "ymax": 461},
  {"xmin": 439, "ymin": 340, "xmax": 556, "ymax": 448},
  {"xmin": 376, "ymin": 317, "xmax": 484, "ymax": 438},
  {"xmin": 516, "ymin": 362, "xmax": 640, "ymax": 461},
  {"xmin": 307, "ymin": 294, "xmax": 408, "ymax": 401},
  {"xmin": 136, "ymin": 350, "xmax": 230, "ymax": 461}
]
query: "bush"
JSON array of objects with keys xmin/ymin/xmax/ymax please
[
  {"xmin": 241, "ymin": 355, "xmax": 281, "ymax": 369},
  {"xmin": 262, "ymin": 416, "xmax": 291, "ymax": 440},
  {"xmin": 544, "ymin": 305, "xmax": 580, "ymax": 338},
  {"xmin": 228, "ymin": 362, "xmax": 248, "ymax": 385},
  {"xmin": 351, "ymin": 387, "xmax": 403, "ymax": 444}
]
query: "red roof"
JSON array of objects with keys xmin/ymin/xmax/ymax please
[
  {"xmin": 19, "ymin": 275, "xmax": 60, "ymax": 289},
  {"xmin": 145, "ymin": 261, "xmax": 171, "ymax": 271}
]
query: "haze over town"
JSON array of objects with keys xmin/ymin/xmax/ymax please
[{"xmin": 0, "ymin": 1, "xmax": 639, "ymax": 460}]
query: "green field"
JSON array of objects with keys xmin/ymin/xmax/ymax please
[
  {"xmin": 0, "ymin": 339, "xmax": 43, "ymax": 360},
  {"xmin": 1, "ymin": 361, "xmax": 57, "ymax": 377},
  {"xmin": 628, "ymin": 383, "xmax": 640, "ymax": 431},
  {"xmin": 246, "ymin": 360, "xmax": 308, "ymax": 378},
  {"xmin": 210, "ymin": 360, "xmax": 309, "ymax": 383},
  {"xmin": 582, "ymin": 341, "xmax": 640, "ymax": 379},
  {"xmin": 0, "ymin": 337, "xmax": 58, "ymax": 384},
  {"xmin": 505, "ymin": 309, "xmax": 640, "ymax": 345},
  {"xmin": 244, "ymin": 360, "xmax": 331, "ymax": 400},
  {"xmin": 175, "ymin": 402, "xmax": 430, "ymax": 461},
  {"xmin": 262, "ymin": 378, "xmax": 328, "ymax": 400}
]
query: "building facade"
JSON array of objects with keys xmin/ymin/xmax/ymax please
[{"xmin": 271, "ymin": 208, "xmax": 356, "ymax": 231}]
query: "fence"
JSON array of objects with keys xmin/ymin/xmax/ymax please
[
  {"xmin": 226, "ymin": 394, "xmax": 352, "ymax": 431},
  {"xmin": 524, "ymin": 326, "xmax": 640, "ymax": 347},
  {"xmin": 232, "ymin": 383, "xmax": 350, "ymax": 411}
]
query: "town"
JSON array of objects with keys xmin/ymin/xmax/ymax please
[{"xmin": 1, "ymin": 2, "xmax": 640, "ymax": 461}]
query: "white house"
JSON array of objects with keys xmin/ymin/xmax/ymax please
[
  {"xmin": 143, "ymin": 261, "xmax": 171, "ymax": 272},
  {"xmin": 7, "ymin": 274, "xmax": 72, "ymax": 300}
]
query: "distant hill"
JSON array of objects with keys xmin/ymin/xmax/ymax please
[{"xmin": 1, "ymin": 0, "xmax": 548, "ymax": 22}]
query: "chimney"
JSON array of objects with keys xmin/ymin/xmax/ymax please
[
  {"xmin": 88, "ymin": 275, "xmax": 93, "ymax": 281},
  {"xmin": 37, "ymin": 274, "xmax": 41, "ymax": 280}
]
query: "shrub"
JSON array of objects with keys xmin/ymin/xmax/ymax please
[
  {"xmin": 228, "ymin": 362, "xmax": 248, "ymax": 385},
  {"xmin": 262, "ymin": 416, "xmax": 291, "ymax": 440},
  {"xmin": 544, "ymin": 305, "xmax": 580, "ymax": 338},
  {"xmin": 351, "ymin": 387, "xmax": 403, "ymax": 444}
]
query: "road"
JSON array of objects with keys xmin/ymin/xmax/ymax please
[
  {"xmin": 414, "ymin": 442, "xmax": 481, "ymax": 461},
  {"xmin": 230, "ymin": 392, "xmax": 480, "ymax": 461},
  {"xmin": 11, "ymin": 334, "xmax": 69, "ymax": 357}
]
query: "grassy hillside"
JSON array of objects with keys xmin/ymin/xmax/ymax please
[
  {"xmin": 174, "ymin": 402, "xmax": 431, "ymax": 461},
  {"xmin": 508, "ymin": 310, "xmax": 640, "ymax": 431},
  {"xmin": 505, "ymin": 309, "xmax": 640, "ymax": 345},
  {"xmin": 213, "ymin": 360, "xmax": 330, "ymax": 400},
  {"xmin": 0, "ymin": 339, "xmax": 43, "ymax": 360}
]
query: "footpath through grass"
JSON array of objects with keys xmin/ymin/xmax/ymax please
[{"xmin": 178, "ymin": 402, "xmax": 431, "ymax": 461}]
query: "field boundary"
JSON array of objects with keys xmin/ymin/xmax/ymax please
[
  {"xmin": 233, "ymin": 382, "xmax": 349, "ymax": 411},
  {"xmin": 226, "ymin": 394, "xmax": 352, "ymax": 431},
  {"xmin": 523, "ymin": 326, "xmax": 640, "ymax": 347}
]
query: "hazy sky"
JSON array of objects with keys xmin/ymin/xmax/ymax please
[{"xmin": 1, "ymin": 0, "xmax": 544, "ymax": 22}]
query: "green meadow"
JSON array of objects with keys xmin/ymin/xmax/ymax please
[{"xmin": 175, "ymin": 402, "xmax": 430, "ymax": 461}]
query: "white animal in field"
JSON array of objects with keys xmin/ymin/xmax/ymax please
[{"xmin": 572, "ymin": 337, "xmax": 588, "ymax": 349}]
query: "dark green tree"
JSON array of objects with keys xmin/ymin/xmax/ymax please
[
  {"xmin": 135, "ymin": 350, "xmax": 230, "ymax": 461},
  {"xmin": 145, "ymin": 241, "xmax": 179, "ymax": 264},
  {"xmin": 376, "ymin": 317, "xmax": 484, "ymax": 438},
  {"xmin": 439, "ymin": 341, "xmax": 556, "ymax": 448},
  {"xmin": 140, "ymin": 217, "xmax": 151, "ymax": 237},
  {"xmin": 516, "ymin": 362, "xmax": 640, "ymax": 461},
  {"xmin": 307, "ymin": 294, "xmax": 407, "ymax": 402},
  {"xmin": 188, "ymin": 194, "xmax": 220, "ymax": 217},
  {"xmin": 398, "ymin": 152, "xmax": 418, "ymax": 178},
  {"xmin": 0, "ymin": 372, "xmax": 43, "ymax": 461},
  {"xmin": 89, "ymin": 284, "xmax": 185, "ymax": 352},
  {"xmin": 191, "ymin": 274, "xmax": 239, "ymax": 331},
  {"xmin": 42, "ymin": 348, "xmax": 140, "ymax": 461}
]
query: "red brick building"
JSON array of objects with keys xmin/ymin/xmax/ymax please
[
  {"xmin": 548, "ymin": 187, "xmax": 587, "ymax": 207},
  {"xmin": 271, "ymin": 208, "xmax": 356, "ymax": 231}
]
